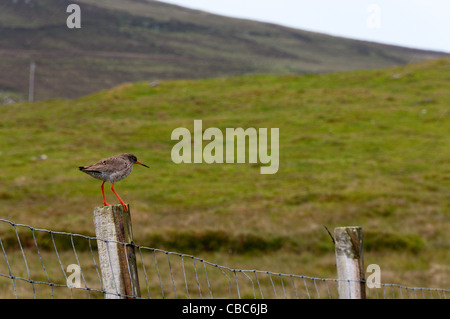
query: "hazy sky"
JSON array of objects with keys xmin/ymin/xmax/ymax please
[{"xmin": 158, "ymin": 0, "xmax": 450, "ymax": 53}]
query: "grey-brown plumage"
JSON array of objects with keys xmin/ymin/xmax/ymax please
[{"xmin": 79, "ymin": 153, "xmax": 149, "ymax": 211}]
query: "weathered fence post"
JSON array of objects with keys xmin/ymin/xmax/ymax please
[
  {"xmin": 29, "ymin": 61, "xmax": 35, "ymax": 102},
  {"xmin": 93, "ymin": 204, "xmax": 140, "ymax": 299},
  {"xmin": 334, "ymin": 226, "xmax": 366, "ymax": 299}
]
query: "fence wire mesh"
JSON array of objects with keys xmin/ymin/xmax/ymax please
[{"xmin": 0, "ymin": 218, "xmax": 448, "ymax": 299}]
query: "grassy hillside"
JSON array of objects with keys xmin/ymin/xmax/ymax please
[
  {"xmin": 0, "ymin": 0, "xmax": 447, "ymax": 101},
  {"xmin": 0, "ymin": 57, "xmax": 448, "ymax": 294}
]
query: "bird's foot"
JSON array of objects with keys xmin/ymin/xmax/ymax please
[
  {"xmin": 103, "ymin": 202, "xmax": 111, "ymax": 207},
  {"xmin": 119, "ymin": 201, "xmax": 128, "ymax": 212}
]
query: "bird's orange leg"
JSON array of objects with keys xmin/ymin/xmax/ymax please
[
  {"xmin": 101, "ymin": 181, "xmax": 111, "ymax": 207},
  {"xmin": 111, "ymin": 182, "xmax": 128, "ymax": 212}
]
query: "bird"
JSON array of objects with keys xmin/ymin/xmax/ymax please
[{"xmin": 78, "ymin": 153, "xmax": 149, "ymax": 211}]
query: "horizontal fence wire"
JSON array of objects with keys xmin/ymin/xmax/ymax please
[{"xmin": 0, "ymin": 218, "xmax": 448, "ymax": 299}]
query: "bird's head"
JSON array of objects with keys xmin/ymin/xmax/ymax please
[{"xmin": 125, "ymin": 153, "xmax": 149, "ymax": 168}]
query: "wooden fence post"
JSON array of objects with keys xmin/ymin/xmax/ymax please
[
  {"xmin": 334, "ymin": 226, "xmax": 366, "ymax": 299},
  {"xmin": 29, "ymin": 61, "xmax": 35, "ymax": 102},
  {"xmin": 93, "ymin": 204, "xmax": 141, "ymax": 299}
]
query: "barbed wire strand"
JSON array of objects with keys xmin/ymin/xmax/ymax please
[
  {"xmin": 137, "ymin": 246, "xmax": 150, "ymax": 298},
  {"xmin": 203, "ymin": 260, "xmax": 213, "ymax": 299},
  {"xmin": 0, "ymin": 218, "xmax": 448, "ymax": 299}
]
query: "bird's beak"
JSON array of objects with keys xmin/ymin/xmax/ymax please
[{"xmin": 136, "ymin": 161, "xmax": 149, "ymax": 168}]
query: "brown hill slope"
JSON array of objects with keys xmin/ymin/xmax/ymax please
[{"xmin": 0, "ymin": 0, "xmax": 447, "ymax": 100}]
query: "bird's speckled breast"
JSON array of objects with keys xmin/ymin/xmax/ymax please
[
  {"xmin": 87, "ymin": 171, "xmax": 108, "ymax": 182},
  {"xmin": 109, "ymin": 166, "xmax": 133, "ymax": 183}
]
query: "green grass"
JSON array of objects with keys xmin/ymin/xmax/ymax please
[{"xmin": 0, "ymin": 58, "xmax": 449, "ymax": 297}]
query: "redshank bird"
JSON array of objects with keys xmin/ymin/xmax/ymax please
[{"xmin": 78, "ymin": 153, "xmax": 149, "ymax": 211}]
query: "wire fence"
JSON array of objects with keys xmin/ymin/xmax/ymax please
[{"xmin": 0, "ymin": 218, "xmax": 448, "ymax": 299}]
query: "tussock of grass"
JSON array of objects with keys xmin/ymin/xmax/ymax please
[
  {"xmin": 144, "ymin": 231, "xmax": 287, "ymax": 254},
  {"xmin": 364, "ymin": 231, "xmax": 425, "ymax": 253}
]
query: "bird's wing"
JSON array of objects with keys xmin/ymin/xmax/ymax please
[
  {"xmin": 82, "ymin": 156, "xmax": 128, "ymax": 174},
  {"xmin": 78, "ymin": 166, "xmax": 102, "ymax": 173}
]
